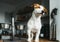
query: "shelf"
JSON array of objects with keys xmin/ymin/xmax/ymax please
[{"xmin": 15, "ymin": 21, "xmax": 27, "ymax": 25}]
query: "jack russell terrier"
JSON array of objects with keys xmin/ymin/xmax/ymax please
[{"xmin": 27, "ymin": 3, "xmax": 48, "ymax": 42}]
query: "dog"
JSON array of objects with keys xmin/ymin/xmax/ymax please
[{"xmin": 27, "ymin": 3, "xmax": 48, "ymax": 42}]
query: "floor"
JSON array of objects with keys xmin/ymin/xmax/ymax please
[{"xmin": 0, "ymin": 39, "xmax": 58, "ymax": 42}]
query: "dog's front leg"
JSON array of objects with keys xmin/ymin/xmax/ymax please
[
  {"xmin": 27, "ymin": 29, "xmax": 31, "ymax": 42},
  {"xmin": 35, "ymin": 30, "xmax": 40, "ymax": 42},
  {"xmin": 31, "ymin": 33, "xmax": 33, "ymax": 40}
]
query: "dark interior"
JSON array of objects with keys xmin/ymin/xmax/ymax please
[{"xmin": 0, "ymin": 0, "xmax": 49, "ymax": 40}]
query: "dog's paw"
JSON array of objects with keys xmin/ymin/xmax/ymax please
[
  {"xmin": 35, "ymin": 39, "xmax": 39, "ymax": 42},
  {"xmin": 27, "ymin": 38, "xmax": 31, "ymax": 42},
  {"xmin": 35, "ymin": 40, "xmax": 39, "ymax": 42}
]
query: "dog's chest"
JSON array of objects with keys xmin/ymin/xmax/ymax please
[
  {"xmin": 28, "ymin": 17, "xmax": 42, "ymax": 29},
  {"xmin": 34, "ymin": 19, "xmax": 41, "ymax": 26}
]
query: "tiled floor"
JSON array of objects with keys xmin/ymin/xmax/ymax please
[{"xmin": 0, "ymin": 39, "xmax": 58, "ymax": 42}]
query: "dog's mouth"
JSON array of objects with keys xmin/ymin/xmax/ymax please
[
  {"xmin": 35, "ymin": 11, "xmax": 45, "ymax": 17},
  {"xmin": 35, "ymin": 13, "xmax": 43, "ymax": 17}
]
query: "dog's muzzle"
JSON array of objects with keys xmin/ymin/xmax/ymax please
[{"xmin": 34, "ymin": 10, "xmax": 45, "ymax": 17}]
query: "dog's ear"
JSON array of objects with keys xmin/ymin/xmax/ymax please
[
  {"xmin": 44, "ymin": 7, "xmax": 48, "ymax": 14},
  {"xmin": 31, "ymin": 3, "xmax": 40, "ymax": 9}
]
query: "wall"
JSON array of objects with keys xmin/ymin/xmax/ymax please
[
  {"xmin": 0, "ymin": 2, "xmax": 15, "ymax": 23},
  {"xmin": 50, "ymin": 0, "xmax": 60, "ymax": 41},
  {"xmin": 55, "ymin": 0, "xmax": 60, "ymax": 41}
]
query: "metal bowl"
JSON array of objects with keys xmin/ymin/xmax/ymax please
[
  {"xmin": 1, "ymin": 23, "xmax": 10, "ymax": 29},
  {"xmin": 16, "ymin": 25, "xmax": 24, "ymax": 30}
]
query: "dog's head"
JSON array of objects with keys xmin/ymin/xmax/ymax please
[{"xmin": 32, "ymin": 3, "xmax": 48, "ymax": 17}]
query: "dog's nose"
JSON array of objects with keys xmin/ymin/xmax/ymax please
[
  {"xmin": 41, "ymin": 11, "xmax": 45, "ymax": 15},
  {"xmin": 42, "ymin": 11, "xmax": 44, "ymax": 13}
]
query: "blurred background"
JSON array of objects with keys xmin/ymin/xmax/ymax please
[{"xmin": 0, "ymin": 0, "xmax": 50, "ymax": 41}]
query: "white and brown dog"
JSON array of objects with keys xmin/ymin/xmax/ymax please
[{"xmin": 27, "ymin": 3, "xmax": 48, "ymax": 42}]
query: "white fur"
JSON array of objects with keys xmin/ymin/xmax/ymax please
[{"xmin": 27, "ymin": 5, "xmax": 44, "ymax": 42}]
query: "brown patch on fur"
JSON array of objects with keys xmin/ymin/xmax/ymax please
[
  {"xmin": 31, "ymin": 3, "xmax": 48, "ymax": 14},
  {"xmin": 44, "ymin": 7, "xmax": 48, "ymax": 14},
  {"xmin": 31, "ymin": 3, "xmax": 40, "ymax": 9},
  {"xmin": 35, "ymin": 13, "xmax": 43, "ymax": 17}
]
